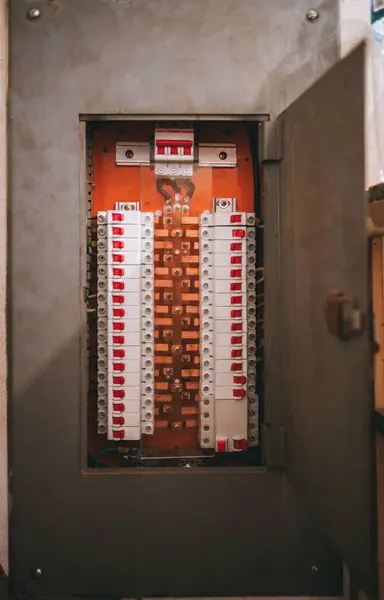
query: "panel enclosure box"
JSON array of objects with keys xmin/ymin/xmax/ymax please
[{"xmin": 8, "ymin": 1, "xmax": 374, "ymax": 598}]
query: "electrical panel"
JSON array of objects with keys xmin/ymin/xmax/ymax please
[{"xmin": 87, "ymin": 121, "xmax": 263, "ymax": 467}]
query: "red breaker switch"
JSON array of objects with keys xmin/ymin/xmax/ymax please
[
  {"xmin": 233, "ymin": 389, "xmax": 246, "ymax": 399},
  {"xmin": 233, "ymin": 375, "xmax": 246, "ymax": 385},
  {"xmin": 232, "ymin": 229, "xmax": 245, "ymax": 238},
  {"xmin": 112, "ymin": 295, "xmax": 124, "ymax": 304},
  {"xmin": 112, "ymin": 335, "xmax": 125, "ymax": 344},
  {"xmin": 231, "ymin": 348, "xmax": 243, "ymax": 358},
  {"xmin": 113, "ymin": 430, "xmax": 124, "ymax": 439},
  {"xmin": 113, "ymin": 241, "xmax": 124, "ymax": 249},
  {"xmin": 112, "ymin": 227, "xmax": 124, "ymax": 236},
  {"xmin": 231, "ymin": 336, "xmax": 243, "ymax": 345},
  {"xmin": 230, "ymin": 215, "xmax": 242, "ymax": 223},
  {"xmin": 230, "ymin": 296, "xmax": 242, "ymax": 305},
  {"xmin": 113, "ymin": 281, "xmax": 125, "ymax": 291},
  {"xmin": 230, "ymin": 282, "xmax": 242, "ymax": 291},
  {"xmin": 113, "ymin": 322, "xmax": 125, "ymax": 331},
  {"xmin": 230, "ymin": 256, "xmax": 242, "ymax": 265},
  {"xmin": 113, "ymin": 363, "xmax": 125, "ymax": 372},
  {"xmin": 112, "ymin": 255, "xmax": 124, "ymax": 263},
  {"xmin": 230, "ymin": 242, "xmax": 242, "ymax": 251},
  {"xmin": 230, "ymin": 269, "xmax": 242, "ymax": 278},
  {"xmin": 233, "ymin": 436, "xmax": 248, "ymax": 451},
  {"xmin": 231, "ymin": 322, "xmax": 243, "ymax": 331},
  {"xmin": 112, "ymin": 402, "xmax": 125, "ymax": 412},
  {"xmin": 113, "ymin": 389, "xmax": 125, "ymax": 399},
  {"xmin": 113, "ymin": 268, "xmax": 124, "ymax": 277},
  {"xmin": 113, "ymin": 376, "xmax": 125, "ymax": 385},
  {"xmin": 113, "ymin": 349, "xmax": 125, "ymax": 359},
  {"xmin": 113, "ymin": 308, "xmax": 125, "ymax": 318},
  {"xmin": 216, "ymin": 439, "xmax": 228, "ymax": 452},
  {"xmin": 112, "ymin": 416, "xmax": 124, "ymax": 426},
  {"xmin": 112, "ymin": 213, "xmax": 123, "ymax": 222},
  {"xmin": 231, "ymin": 309, "xmax": 243, "ymax": 318},
  {"xmin": 231, "ymin": 362, "xmax": 242, "ymax": 371}
]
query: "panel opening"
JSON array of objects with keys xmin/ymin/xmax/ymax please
[{"xmin": 85, "ymin": 119, "xmax": 264, "ymax": 468}]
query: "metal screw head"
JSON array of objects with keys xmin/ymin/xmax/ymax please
[
  {"xmin": 311, "ymin": 565, "xmax": 319, "ymax": 574},
  {"xmin": 219, "ymin": 151, "xmax": 228, "ymax": 160},
  {"xmin": 125, "ymin": 149, "xmax": 134, "ymax": 159},
  {"xmin": 27, "ymin": 8, "xmax": 41, "ymax": 20},
  {"xmin": 306, "ymin": 8, "xmax": 319, "ymax": 22},
  {"xmin": 33, "ymin": 568, "xmax": 42, "ymax": 579}
]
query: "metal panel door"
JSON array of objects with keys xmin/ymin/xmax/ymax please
[{"xmin": 278, "ymin": 43, "xmax": 375, "ymax": 594}]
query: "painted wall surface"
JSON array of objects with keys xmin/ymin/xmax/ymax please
[{"xmin": 0, "ymin": 0, "xmax": 377, "ymax": 580}]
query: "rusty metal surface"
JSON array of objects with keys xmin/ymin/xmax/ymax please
[{"xmin": 279, "ymin": 44, "xmax": 375, "ymax": 595}]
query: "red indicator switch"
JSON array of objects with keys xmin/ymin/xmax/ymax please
[
  {"xmin": 230, "ymin": 282, "xmax": 242, "ymax": 291},
  {"xmin": 230, "ymin": 215, "xmax": 242, "ymax": 223},
  {"xmin": 113, "ymin": 349, "xmax": 125, "ymax": 358},
  {"xmin": 112, "ymin": 403, "xmax": 125, "ymax": 413},
  {"xmin": 112, "ymin": 335, "xmax": 125, "ymax": 344},
  {"xmin": 113, "ymin": 363, "xmax": 125, "ymax": 372},
  {"xmin": 231, "ymin": 348, "xmax": 243, "ymax": 358},
  {"xmin": 113, "ymin": 389, "xmax": 125, "ymax": 399},
  {"xmin": 113, "ymin": 281, "xmax": 125, "ymax": 291},
  {"xmin": 113, "ymin": 430, "xmax": 124, "ymax": 439},
  {"xmin": 112, "ymin": 416, "xmax": 124, "ymax": 426},
  {"xmin": 113, "ymin": 376, "xmax": 125, "ymax": 385},
  {"xmin": 112, "ymin": 255, "xmax": 124, "ymax": 263},
  {"xmin": 231, "ymin": 322, "xmax": 243, "ymax": 331},
  {"xmin": 113, "ymin": 308, "xmax": 125, "ymax": 317},
  {"xmin": 231, "ymin": 336, "xmax": 243, "ymax": 345},
  {"xmin": 230, "ymin": 269, "xmax": 242, "ymax": 278},
  {"xmin": 230, "ymin": 296, "xmax": 242, "ymax": 305},
  {"xmin": 113, "ymin": 268, "xmax": 124, "ymax": 277},
  {"xmin": 232, "ymin": 229, "xmax": 245, "ymax": 238},
  {"xmin": 233, "ymin": 375, "xmax": 246, "ymax": 385},
  {"xmin": 112, "ymin": 213, "xmax": 123, "ymax": 222},
  {"xmin": 230, "ymin": 242, "xmax": 242, "ymax": 251},
  {"xmin": 113, "ymin": 322, "xmax": 125, "ymax": 331},
  {"xmin": 231, "ymin": 309, "xmax": 243, "ymax": 318},
  {"xmin": 112, "ymin": 295, "xmax": 124, "ymax": 304},
  {"xmin": 230, "ymin": 256, "xmax": 242, "ymax": 265},
  {"xmin": 231, "ymin": 362, "xmax": 242, "ymax": 371},
  {"xmin": 112, "ymin": 227, "xmax": 124, "ymax": 236},
  {"xmin": 113, "ymin": 240, "xmax": 124, "ymax": 249},
  {"xmin": 216, "ymin": 439, "xmax": 227, "ymax": 452},
  {"xmin": 233, "ymin": 389, "xmax": 246, "ymax": 399}
]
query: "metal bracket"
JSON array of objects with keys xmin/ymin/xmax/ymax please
[
  {"xmin": 115, "ymin": 142, "xmax": 237, "ymax": 168},
  {"xmin": 259, "ymin": 120, "xmax": 282, "ymax": 163},
  {"xmin": 261, "ymin": 424, "xmax": 286, "ymax": 468}
]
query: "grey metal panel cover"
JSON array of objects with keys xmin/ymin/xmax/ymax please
[{"xmin": 279, "ymin": 44, "xmax": 375, "ymax": 594}]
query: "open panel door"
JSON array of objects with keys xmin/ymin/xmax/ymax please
[{"xmin": 278, "ymin": 43, "xmax": 375, "ymax": 594}]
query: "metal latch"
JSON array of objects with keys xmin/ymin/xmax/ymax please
[{"xmin": 325, "ymin": 291, "xmax": 364, "ymax": 341}]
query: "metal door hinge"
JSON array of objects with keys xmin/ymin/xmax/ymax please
[
  {"xmin": 259, "ymin": 120, "xmax": 282, "ymax": 163},
  {"xmin": 261, "ymin": 424, "xmax": 286, "ymax": 468}
]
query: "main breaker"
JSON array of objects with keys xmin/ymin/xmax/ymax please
[{"xmin": 87, "ymin": 121, "xmax": 263, "ymax": 467}]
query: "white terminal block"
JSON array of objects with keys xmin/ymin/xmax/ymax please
[
  {"xmin": 107, "ymin": 210, "xmax": 141, "ymax": 225},
  {"xmin": 215, "ymin": 372, "xmax": 247, "ymax": 387},
  {"xmin": 213, "ymin": 239, "xmax": 246, "ymax": 253},
  {"xmin": 108, "ymin": 278, "xmax": 141, "ymax": 293},
  {"xmin": 214, "ymin": 280, "xmax": 246, "ymax": 294},
  {"xmin": 216, "ymin": 386, "xmax": 247, "ymax": 401},
  {"xmin": 214, "ymin": 266, "xmax": 246, "ymax": 280},
  {"xmin": 214, "ymin": 306, "xmax": 246, "ymax": 320},
  {"xmin": 108, "ymin": 375, "xmax": 141, "ymax": 390},
  {"xmin": 107, "ymin": 318, "xmax": 141, "ymax": 333},
  {"xmin": 107, "ymin": 251, "xmax": 141, "ymax": 265},
  {"xmin": 213, "ymin": 212, "xmax": 247, "ymax": 226},
  {"xmin": 107, "ymin": 223, "xmax": 141, "ymax": 238},
  {"xmin": 200, "ymin": 252, "xmax": 213, "ymax": 268},
  {"xmin": 200, "ymin": 213, "xmax": 214, "ymax": 227},
  {"xmin": 213, "ymin": 253, "xmax": 245, "ymax": 267},
  {"xmin": 214, "ymin": 320, "xmax": 248, "ymax": 334},
  {"xmin": 246, "ymin": 213, "xmax": 256, "ymax": 226},
  {"xmin": 215, "ymin": 359, "xmax": 247, "ymax": 373},
  {"xmin": 214, "ymin": 293, "xmax": 247, "ymax": 307},
  {"xmin": 106, "ymin": 238, "xmax": 141, "ymax": 253},
  {"xmin": 108, "ymin": 385, "xmax": 141, "ymax": 401},
  {"xmin": 215, "ymin": 345, "xmax": 247, "ymax": 360},
  {"xmin": 107, "ymin": 304, "xmax": 141, "ymax": 320},
  {"xmin": 141, "ymin": 212, "xmax": 154, "ymax": 225},
  {"xmin": 213, "ymin": 226, "xmax": 247, "ymax": 240},
  {"xmin": 214, "ymin": 333, "xmax": 246, "ymax": 347},
  {"xmin": 107, "ymin": 264, "xmax": 141, "ymax": 280},
  {"xmin": 108, "ymin": 426, "xmax": 141, "ymax": 441},
  {"xmin": 107, "ymin": 292, "xmax": 141, "ymax": 307},
  {"xmin": 108, "ymin": 332, "xmax": 141, "ymax": 346},
  {"xmin": 108, "ymin": 413, "xmax": 141, "ymax": 428}
]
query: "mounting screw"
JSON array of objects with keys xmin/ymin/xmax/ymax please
[
  {"xmin": 125, "ymin": 149, "xmax": 134, "ymax": 159},
  {"xmin": 33, "ymin": 568, "xmax": 42, "ymax": 579},
  {"xmin": 306, "ymin": 8, "xmax": 319, "ymax": 22},
  {"xmin": 27, "ymin": 8, "xmax": 41, "ymax": 20},
  {"xmin": 219, "ymin": 151, "xmax": 228, "ymax": 160},
  {"xmin": 311, "ymin": 565, "xmax": 319, "ymax": 574}
]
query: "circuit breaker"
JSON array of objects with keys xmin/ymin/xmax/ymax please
[{"xmin": 87, "ymin": 121, "xmax": 263, "ymax": 466}]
